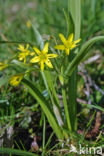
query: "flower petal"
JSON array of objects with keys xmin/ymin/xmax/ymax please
[
  {"xmin": 30, "ymin": 56, "xmax": 39, "ymax": 63},
  {"xmin": 24, "ymin": 58, "xmax": 26, "ymax": 63},
  {"xmin": 19, "ymin": 57, "xmax": 23, "ymax": 61},
  {"xmin": 73, "ymin": 38, "xmax": 81, "ymax": 44},
  {"xmin": 26, "ymin": 44, "xmax": 29, "ymax": 49},
  {"xmin": 65, "ymin": 48, "xmax": 70, "ymax": 55},
  {"xmin": 18, "ymin": 45, "xmax": 24, "ymax": 51},
  {"xmin": 40, "ymin": 61, "xmax": 44, "ymax": 70},
  {"xmin": 0, "ymin": 62, "xmax": 8, "ymax": 71},
  {"xmin": 45, "ymin": 59, "xmax": 53, "ymax": 68},
  {"xmin": 68, "ymin": 33, "xmax": 74, "ymax": 42},
  {"xmin": 42, "ymin": 42, "xmax": 49, "ymax": 53},
  {"xmin": 54, "ymin": 45, "xmax": 65, "ymax": 50},
  {"xmin": 47, "ymin": 54, "xmax": 58, "ymax": 58},
  {"xmin": 9, "ymin": 74, "xmax": 23, "ymax": 86},
  {"xmin": 26, "ymin": 20, "xmax": 31, "ymax": 28},
  {"xmin": 70, "ymin": 44, "xmax": 77, "ymax": 49},
  {"xmin": 59, "ymin": 33, "xmax": 66, "ymax": 44},
  {"xmin": 33, "ymin": 47, "xmax": 41, "ymax": 55},
  {"xmin": 30, "ymin": 52, "xmax": 35, "ymax": 56}
]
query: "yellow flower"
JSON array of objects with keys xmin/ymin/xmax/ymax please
[
  {"xmin": 9, "ymin": 74, "xmax": 24, "ymax": 86},
  {"xmin": 0, "ymin": 62, "xmax": 8, "ymax": 71},
  {"xmin": 26, "ymin": 20, "xmax": 32, "ymax": 28},
  {"xmin": 54, "ymin": 33, "xmax": 81, "ymax": 55},
  {"xmin": 18, "ymin": 44, "xmax": 30, "ymax": 63},
  {"xmin": 30, "ymin": 42, "xmax": 58, "ymax": 70}
]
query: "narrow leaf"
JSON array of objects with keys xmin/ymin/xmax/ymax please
[
  {"xmin": 0, "ymin": 76, "xmax": 9, "ymax": 87},
  {"xmin": 0, "ymin": 148, "xmax": 37, "ymax": 156},
  {"xmin": 65, "ymin": 36, "xmax": 104, "ymax": 76},
  {"xmin": 0, "ymin": 41, "xmax": 33, "ymax": 47},
  {"xmin": 22, "ymin": 79, "xmax": 64, "ymax": 139},
  {"xmin": 67, "ymin": 0, "xmax": 81, "ymax": 131},
  {"xmin": 32, "ymin": 25, "xmax": 44, "ymax": 49},
  {"xmin": 63, "ymin": 9, "xmax": 74, "ymax": 37},
  {"xmin": 44, "ymin": 70, "xmax": 60, "ymax": 108}
]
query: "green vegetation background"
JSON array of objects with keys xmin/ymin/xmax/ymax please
[{"xmin": 0, "ymin": 0, "xmax": 104, "ymax": 152}]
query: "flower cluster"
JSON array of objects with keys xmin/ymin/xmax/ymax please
[
  {"xmin": 0, "ymin": 33, "xmax": 81, "ymax": 86},
  {"xmin": 17, "ymin": 42, "xmax": 58, "ymax": 70}
]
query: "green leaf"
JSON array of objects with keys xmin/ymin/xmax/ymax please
[
  {"xmin": 44, "ymin": 70, "xmax": 60, "ymax": 108},
  {"xmin": 32, "ymin": 25, "xmax": 44, "ymax": 49},
  {"xmin": 91, "ymin": 0, "xmax": 96, "ymax": 18},
  {"xmin": 12, "ymin": 60, "xmax": 31, "ymax": 69},
  {"xmin": 62, "ymin": 85, "xmax": 72, "ymax": 131},
  {"xmin": 0, "ymin": 76, "xmax": 9, "ymax": 87},
  {"xmin": 0, "ymin": 41, "xmax": 33, "ymax": 47},
  {"xmin": 0, "ymin": 148, "xmax": 37, "ymax": 156},
  {"xmin": 11, "ymin": 60, "xmax": 39, "ymax": 71},
  {"xmin": 63, "ymin": 9, "xmax": 74, "ymax": 37},
  {"xmin": 65, "ymin": 36, "xmax": 104, "ymax": 76},
  {"xmin": 80, "ymin": 103, "xmax": 104, "ymax": 113},
  {"xmin": 22, "ymin": 78, "xmax": 64, "ymax": 139},
  {"xmin": 67, "ymin": 0, "xmax": 81, "ymax": 131},
  {"xmin": 41, "ymin": 71, "xmax": 64, "ymax": 128},
  {"xmin": 68, "ymin": 0, "xmax": 81, "ymax": 39}
]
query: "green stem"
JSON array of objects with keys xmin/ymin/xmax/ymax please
[
  {"xmin": 59, "ymin": 68, "xmax": 72, "ymax": 131},
  {"xmin": 62, "ymin": 86, "xmax": 72, "ymax": 131},
  {"xmin": 41, "ymin": 71, "xmax": 64, "ymax": 127},
  {"xmin": 41, "ymin": 71, "xmax": 55, "ymax": 106},
  {"xmin": 0, "ymin": 148, "xmax": 37, "ymax": 156},
  {"xmin": 0, "ymin": 41, "xmax": 34, "ymax": 47},
  {"xmin": 42, "ymin": 115, "xmax": 46, "ymax": 156}
]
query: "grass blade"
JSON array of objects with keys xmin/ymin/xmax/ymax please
[
  {"xmin": 67, "ymin": 0, "xmax": 81, "ymax": 131},
  {"xmin": 44, "ymin": 70, "xmax": 60, "ymax": 108},
  {"xmin": 0, "ymin": 41, "xmax": 33, "ymax": 47},
  {"xmin": 32, "ymin": 25, "xmax": 44, "ymax": 49},
  {"xmin": 22, "ymin": 78, "xmax": 64, "ymax": 139},
  {"xmin": 62, "ymin": 86, "xmax": 72, "ymax": 131},
  {"xmin": 63, "ymin": 9, "xmax": 74, "ymax": 37},
  {"xmin": 68, "ymin": 0, "xmax": 81, "ymax": 39},
  {"xmin": 0, "ymin": 148, "xmax": 37, "ymax": 156}
]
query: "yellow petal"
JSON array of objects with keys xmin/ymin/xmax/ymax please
[
  {"xmin": 73, "ymin": 38, "xmax": 81, "ymax": 44},
  {"xmin": 26, "ymin": 44, "xmax": 29, "ymax": 49},
  {"xmin": 70, "ymin": 44, "xmax": 77, "ymax": 49},
  {"xmin": 24, "ymin": 58, "xmax": 26, "ymax": 63},
  {"xmin": 45, "ymin": 59, "xmax": 53, "ymax": 68},
  {"xmin": 47, "ymin": 54, "xmax": 58, "ymax": 58},
  {"xmin": 26, "ymin": 20, "xmax": 31, "ymax": 28},
  {"xmin": 65, "ymin": 48, "xmax": 70, "ymax": 55},
  {"xmin": 59, "ymin": 33, "xmax": 66, "ymax": 44},
  {"xmin": 30, "ymin": 52, "xmax": 35, "ymax": 56},
  {"xmin": 18, "ymin": 45, "xmax": 24, "ymax": 51},
  {"xmin": 33, "ymin": 47, "xmax": 41, "ymax": 55},
  {"xmin": 0, "ymin": 62, "xmax": 8, "ymax": 71},
  {"xmin": 40, "ymin": 61, "xmax": 44, "ymax": 70},
  {"xmin": 9, "ymin": 74, "xmax": 23, "ymax": 86},
  {"xmin": 42, "ymin": 42, "xmax": 49, "ymax": 53},
  {"xmin": 19, "ymin": 57, "xmax": 23, "ymax": 61},
  {"xmin": 30, "ymin": 56, "xmax": 39, "ymax": 63},
  {"xmin": 18, "ymin": 52, "xmax": 27, "ymax": 62},
  {"xmin": 68, "ymin": 33, "xmax": 74, "ymax": 42},
  {"xmin": 54, "ymin": 45, "xmax": 65, "ymax": 50}
]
